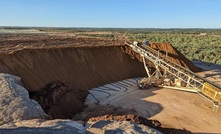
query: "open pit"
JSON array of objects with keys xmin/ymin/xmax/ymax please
[{"xmin": 0, "ymin": 33, "xmax": 221, "ymax": 133}]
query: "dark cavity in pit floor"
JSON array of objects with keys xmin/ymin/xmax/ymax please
[{"xmin": 29, "ymin": 81, "xmax": 88, "ymax": 119}]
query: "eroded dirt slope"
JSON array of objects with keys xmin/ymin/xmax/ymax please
[
  {"xmin": 124, "ymin": 42, "xmax": 201, "ymax": 72},
  {"xmin": 150, "ymin": 42, "xmax": 201, "ymax": 72},
  {"xmin": 0, "ymin": 45, "xmax": 146, "ymax": 91}
]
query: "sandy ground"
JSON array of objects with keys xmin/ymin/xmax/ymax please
[
  {"xmin": 148, "ymin": 88, "xmax": 221, "ymax": 133},
  {"xmin": 0, "ymin": 33, "xmax": 125, "ymax": 53},
  {"xmin": 85, "ymin": 76, "xmax": 221, "ymax": 133},
  {"xmin": 194, "ymin": 61, "xmax": 221, "ymax": 86}
]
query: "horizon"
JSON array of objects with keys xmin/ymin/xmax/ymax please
[
  {"xmin": 0, "ymin": 26, "xmax": 221, "ymax": 30},
  {"xmin": 1, "ymin": 0, "xmax": 221, "ymax": 28}
]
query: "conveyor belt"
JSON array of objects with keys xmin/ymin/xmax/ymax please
[{"xmin": 125, "ymin": 42, "xmax": 221, "ymax": 107}]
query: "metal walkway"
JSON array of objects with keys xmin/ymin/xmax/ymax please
[{"xmin": 125, "ymin": 42, "xmax": 221, "ymax": 111}]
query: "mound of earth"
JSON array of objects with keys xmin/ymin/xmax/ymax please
[
  {"xmin": 0, "ymin": 73, "xmax": 46, "ymax": 125},
  {"xmin": 150, "ymin": 42, "xmax": 201, "ymax": 72},
  {"xmin": 30, "ymin": 81, "xmax": 88, "ymax": 119},
  {"xmin": 124, "ymin": 42, "xmax": 201, "ymax": 72}
]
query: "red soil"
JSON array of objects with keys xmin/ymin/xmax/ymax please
[
  {"xmin": 150, "ymin": 42, "xmax": 201, "ymax": 72},
  {"xmin": 73, "ymin": 105, "xmax": 191, "ymax": 134},
  {"xmin": 123, "ymin": 42, "xmax": 201, "ymax": 72}
]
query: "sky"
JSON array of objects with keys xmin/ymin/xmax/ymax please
[{"xmin": 0, "ymin": 0, "xmax": 221, "ymax": 28}]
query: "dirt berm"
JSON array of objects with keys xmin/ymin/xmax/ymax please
[{"xmin": 0, "ymin": 45, "xmax": 147, "ymax": 91}]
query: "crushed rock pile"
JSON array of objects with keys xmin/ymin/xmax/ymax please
[{"xmin": 0, "ymin": 74, "xmax": 46, "ymax": 125}]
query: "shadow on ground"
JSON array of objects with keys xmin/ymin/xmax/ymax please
[{"xmin": 74, "ymin": 85, "xmax": 192, "ymax": 134}]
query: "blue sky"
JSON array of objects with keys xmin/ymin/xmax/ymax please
[{"xmin": 0, "ymin": 0, "xmax": 221, "ymax": 28}]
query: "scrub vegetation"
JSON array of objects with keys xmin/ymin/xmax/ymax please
[{"xmin": 1, "ymin": 27, "xmax": 221, "ymax": 64}]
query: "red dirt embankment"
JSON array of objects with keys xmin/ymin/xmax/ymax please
[
  {"xmin": 0, "ymin": 45, "xmax": 146, "ymax": 91},
  {"xmin": 150, "ymin": 42, "xmax": 201, "ymax": 72},
  {"xmin": 124, "ymin": 42, "xmax": 201, "ymax": 72}
]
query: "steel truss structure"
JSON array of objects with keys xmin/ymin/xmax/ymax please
[{"xmin": 126, "ymin": 42, "xmax": 221, "ymax": 112}]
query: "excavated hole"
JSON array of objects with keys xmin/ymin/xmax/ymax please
[
  {"xmin": 29, "ymin": 81, "xmax": 88, "ymax": 119},
  {"xmin": 25, "ymin": 43, "xmax": 200, "ymax": 134},
  {"xmin": 0, "ymin": 34, "xmax": 205, "ymax": 133}
]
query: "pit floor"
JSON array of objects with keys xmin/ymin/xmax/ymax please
[{"xmin": 85, "ymin": 78, "xmax": 221, "ymax": 133}]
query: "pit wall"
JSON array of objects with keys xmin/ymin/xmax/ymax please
[{"xmin": 0, "ymin": 46, "xmax": 146, "ymax": 91}]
